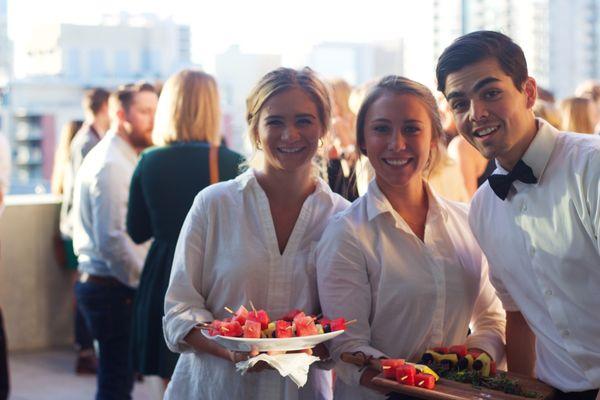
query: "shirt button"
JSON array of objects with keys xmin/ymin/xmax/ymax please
[
  {"xmin": 521, "ymin": 202, "xmax": 527, "ymax": 212},
  {"xmin": 545, "ymin": 289, "xmax": 553, "ymax": 296},
  {"xmin": 562, "ymin": 330, "xmax": 570, "ymax": 338}
]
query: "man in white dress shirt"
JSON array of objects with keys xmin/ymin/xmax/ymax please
[
  {"xmin": 436, "ymin": 30, "xmax": 600, "ymax": 400},
  {"xmin": 73, "ymin": 82, "xmax": 157, "ymax": 400}
]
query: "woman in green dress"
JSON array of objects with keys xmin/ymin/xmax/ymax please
[{"xmin": 126, "ymin": 69, "xmax": 244, "ymax": 385}]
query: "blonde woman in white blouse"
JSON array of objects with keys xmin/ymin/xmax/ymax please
[
  {"xmin": 163, "ymin": 67, "xmax": 349, "ymax": 400},
  {"xmin": 316, "ymin": 76, "xmax": 506, "ymax": 400}
]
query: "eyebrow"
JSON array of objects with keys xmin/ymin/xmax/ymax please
[
  {"xmin": 369, "ymin": 118, "xmax": 423, "ymax": 124},
  {"xmin": 264, "ymin": 113, "xmax": 316, "ymax": 119},
  {"xmin": 446, "ymin": 76, "xmax": 501, "ymax": 100}
]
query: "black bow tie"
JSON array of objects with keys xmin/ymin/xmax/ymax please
[{"xmin": 488, "ymin": 159, "xmax": 537, "ymax": 200}]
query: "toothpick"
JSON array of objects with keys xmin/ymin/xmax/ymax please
[
  {"xmin": 249, "ymin": 300, "xmax": 257, "ymax": 313},
  {"xmin": 224, "ymin": 306, "xmax": 235, "ymax": 315},
  {"xmin": 401, "ymin": 376, "xmax": 407, "ymax": 381},
  {"xmin": 382, "ymin": 366, "xmax": 391, "ymax": 370},
  {"xmin": 418, "ymin": 381, "xmax": 424, "ymax": 386},
  {"xmin": 346, "ymin": 319, "xmax": 358, "ymax": 326}
]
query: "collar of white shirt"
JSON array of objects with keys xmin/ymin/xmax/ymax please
[
  {"xmin": 104, "ymin": 130, "xmax": 139, "ymax": 164},
  {"xmin": 365, "ymin": 178, "xmax": 448, "ymax": 232},
  {"xmin": 494, "ymin": 118, "xmax": 559, "ymax": 184},
  {"xmin": 234, "ymin": 168, "xmax": 337, "ymax": 206}
]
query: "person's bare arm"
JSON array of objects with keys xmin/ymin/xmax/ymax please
[{"xmin": 506, "ymin": 311, "xmax": 536, "ymax": 376}]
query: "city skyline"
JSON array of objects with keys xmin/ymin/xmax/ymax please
[{"xmin": 7, "ymin": 0, "xmax": 433, "ymax": 83}]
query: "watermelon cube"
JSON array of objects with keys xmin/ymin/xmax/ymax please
[
  {"xmin": 247, "ymin": 309, "xmax": 270, "ymax": 330},
  {"xmin": 275, "ymin": 320, "xmax": 293, "ymax": 338},
  {"xmin": 292, "ymin": 312, "xmax": 307, "ymax": 323},
  {"xmin": 233, "ymin": 305, "xmax": 249, "ymax": 325},
  {"xmin": 381, "ymin": 359, "xmax": 405, "ymax": 379},
  {"xmin": 208, "ymin": 320, "xmax": 224, "ymax": 336},
  {"xmin": 295, "ymin": 316, "xmax": 318, "ymax": 337},
  {"xmin": 415, "ymin": 373, "xmax": 436, "ymax": 389},
  {"xmin": 396, "ymin": 365, "xmax": 416, "ymax": 386},
  {"xmin": 221, "ymin": 320, "xmax": 242, "ymax": 337},
  {"xmin": 243, "ymin": 320, "xmax": 261, "ymax": 338},
  {"xmin": 329, "ymin": 318, "xmax": 346, "ymax": 331},
  {"xmin": 282, "ymin": 309, "xmax": 303, "ymax": 322}
]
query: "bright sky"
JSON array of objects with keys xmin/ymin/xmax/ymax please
[{"xmin": 8, "ymin": 0, "xmax": 435, "ymax": 83}]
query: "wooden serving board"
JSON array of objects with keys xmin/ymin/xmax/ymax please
[{"xmin": 371, "ymin": 371, "xmax": 556, "ymax": 400}]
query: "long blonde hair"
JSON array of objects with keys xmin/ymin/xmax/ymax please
[
  {"xmin": 152, "ymin": 69, "xmax": 221, "ymax": 146},
  {"xmin": 51, "ymin": 120, "xmax": 83, "ymax": 194},
  {"xmin": 560, "ymin": 97, "xmax": 594, "ymax": 134}
]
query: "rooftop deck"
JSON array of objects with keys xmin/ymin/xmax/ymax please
[{"xmin": 9, "ymin": 348, "xmax": 159, "ymax": 399}]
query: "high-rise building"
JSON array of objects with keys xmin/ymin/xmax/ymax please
[
  {"xmin": 432, "ymin": 0, "xmax": 599, "ymax": 98},
  {"xmin": 549, "ymin": 0, "xmax": 600, "ymax": 98},
  {"xmin": 0, "ymin": 0, "xmax": 12, "ymax": 85},
  {"xmin": 23, "ymin": 14, "xmax": 191, "ymax": 85}
]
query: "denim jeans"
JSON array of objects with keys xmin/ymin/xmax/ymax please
[{"xmin": 75, "ymin": 281, "xmax": 136, "ymax": 400}]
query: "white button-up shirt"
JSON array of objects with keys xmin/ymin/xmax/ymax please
[
  {"xmin": 469, "ymin": 119, "xmax": 600, "ymax": 392},
  {"xmin": 163, "ymin": 170, "xmax": 349, "ymax": 400},
  {"xmin": 316, "ymin": 180, "xmax": 506, "ymax": 400},
  {"xmin": 73, "ymin": 131, "xmax": 149, "ymax": 287}
]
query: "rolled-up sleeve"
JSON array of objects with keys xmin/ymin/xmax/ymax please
[
  {"xmin": 316, "ymin": 217, "xmax": 387, "ymax": 387},
  {"xmin": 163, "ymin": 193, "xmax": 214, "ymax": 353},
  {"xmin": 465, "ymin": 255, "xmax": 507, "ymax": 364}
]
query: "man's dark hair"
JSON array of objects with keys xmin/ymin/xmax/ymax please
[
  {"xmin": 110, "ymin": 82, "xmax": 156, "ymax": 112},
  {"xmin": 436, "ymin": 31, "xmax": 528, "ymax": 94},
  {"xmin": 83, "ymin": 87, "xmax": 110, "ymax": 115}
]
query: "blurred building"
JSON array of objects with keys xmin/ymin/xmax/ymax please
[
  {"xmin": 0, "ymin": 0, "xmax": 12, "ymax": 85},
  {"xmin": 432, "ymin": 0, "xmax": 599, "ymax": 99},
  {"xmin": 215, "ymin": 45, "xmax": 281, "ymax": 153},
  {"xmin": 23, "ymin": 14, "xmax": 190, "ymax": 85},
  {"xmin": 308, "ymin": 41, "xmax": 404, "ymax": 86},
  {"xmin": 549, "ymin": 0, "xmax": 600, "ymax": 99},
  {"xmin": 3, "ymin": 14, "xmax": 192, "ymax": 194}
]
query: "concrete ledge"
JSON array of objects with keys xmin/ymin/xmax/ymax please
[{"xmin": 0, "ymin": 197, "xmax": 74, "ymax": 351}]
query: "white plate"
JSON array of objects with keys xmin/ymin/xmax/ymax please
[{"xmin": 202, "ymin": 330, "xmax": 345, "ymax": 352}]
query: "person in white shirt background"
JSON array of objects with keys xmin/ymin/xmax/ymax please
[
  {"xmin": 437, "ymin": 30, "xmax": 600, "ymax": 400},
  {"xmin": 163, "ymin": 67, "xmax": 349, "ymax": 400},
  {"xmin": 316, "ymin": 75, "xmax": 506, "ymax": 400},
  {"xmin": 72, "ymin": 82, "xmax": 157, "ymax": 400}
]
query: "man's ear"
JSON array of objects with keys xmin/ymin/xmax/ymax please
[{"xmin": 523, "ymin": 77, "xmax": 537, "ymax": 109}]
